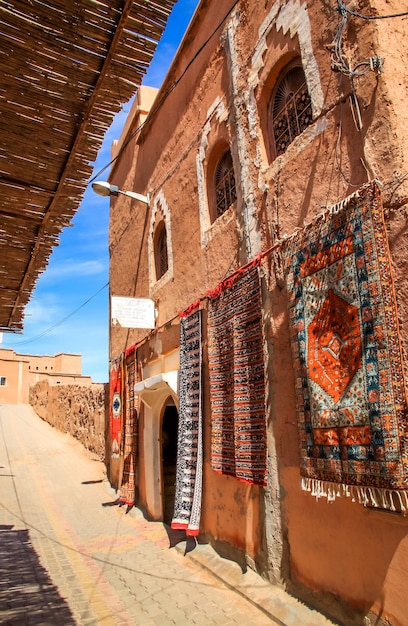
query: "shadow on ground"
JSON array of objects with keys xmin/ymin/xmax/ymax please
[
  {"xmin": 0, "ymin": 525, "xmax": 76, "ymax": 626},
  {"xmin": 164, "ymin": 525, "xmax": 199, "ymax": 554}
]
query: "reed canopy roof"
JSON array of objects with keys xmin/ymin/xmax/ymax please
[{"xmin": 0, "ymin": 0, "xmax": 176, "ymax": 332}]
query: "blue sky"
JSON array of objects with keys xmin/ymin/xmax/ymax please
[{"xmin": 2, "ymin": 0, "xmax": 199, "ymax": 383}]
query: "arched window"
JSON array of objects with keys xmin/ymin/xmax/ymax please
[
  {"xmin": 154, "ymin": 221, "xmax": 168, "ymax": 281},
  {"xmin": 214, "ymin": 149, "xmax": 237, "ymax": 220},
  {"xmin": 149, "ymin": 192, "xmax": 173, "ymax": 292},
  {"xmin": 270, "ymin": 62, "xmax": 312, "ymax": 158}
]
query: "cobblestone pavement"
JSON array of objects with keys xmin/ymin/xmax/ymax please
[{"xmin": 0, "ymin": 405, "xmax": 335, "ymax": 626}]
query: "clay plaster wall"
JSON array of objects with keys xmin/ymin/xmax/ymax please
[
  {"xmin": 0, "ymin": 351, "xmax": 29, "ymax": 403},
  {"xmin": 247, "ymin": 2, "xmax": 408, "ymax": 624},
  {"xmin": 0, "ymin": 348, "xmax": 91, "ymax": 403},
  {"xmin": 108, "ymin": 0, "xmax": 408, "ymax": 623},
  {"xmin": 29, "ymin": 380, "xmax": 107, "ymax": 460},
  {"xmin": 28, "ymin": 352, "xmax": 82, "ymax": 375}
]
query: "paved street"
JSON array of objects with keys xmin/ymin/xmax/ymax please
[{"xmin": 0, "ymin": 405, "xmax": 334, "ymax": 626}]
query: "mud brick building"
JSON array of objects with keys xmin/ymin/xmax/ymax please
[{"xmin": 103, "ymin": 2, "xmax": 408, "ymax": 623}]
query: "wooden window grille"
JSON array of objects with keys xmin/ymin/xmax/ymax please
[
  {"xmin": 271, "ymin": 64, "xmax": 312, "ymax": 157},
  {"xmin": 214, "ymin": 150, "xmax": 237, "ymax": 219},
  {"xmin": 154, "ymin": 221, "xmax": 168, "ymax": 280}
]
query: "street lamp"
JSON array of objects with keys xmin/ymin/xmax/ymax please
[{"xmin": 92, "ymin": 181, "xmax": 149, "ymax": 205}]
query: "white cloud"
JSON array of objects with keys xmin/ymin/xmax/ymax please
[
  {"xmin": 40, "ymin": 259, "xmax": 107, "ymax": 283},
  {"xmin": 24, "ymin": 295, "xmax": 63, "ymax": 326}
]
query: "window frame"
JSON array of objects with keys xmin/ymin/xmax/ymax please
[
  {"xmin": 154, "ymin": 220, "xmax": 169, "ymax": 281},
  {"xmin": 148, "ymin": 191, "xmax": 174, "ymax": 294},
  {"xmin": 213, "ymin": 149, "xmax": 237, "ymax": 221},
  {"xmin": 268, "ymin": 60, "xmax": 313, "ymax": 160},
  {"xmin": 207, "ymin": 141, "xmax": 237, "ymax": 225}
]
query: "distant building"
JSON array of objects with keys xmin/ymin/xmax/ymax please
[{"xmin": 0, "ymin": 348, "xmax": 92, "ymax": 404}]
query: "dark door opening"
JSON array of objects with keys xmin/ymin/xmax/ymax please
[{"xmin": 161, "ymin": 402, "xmax": 179, "ymax": 524}]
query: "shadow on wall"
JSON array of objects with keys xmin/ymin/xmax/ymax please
[
  {"xmin": 285, "ymin": 493, "xmax": 408, "ymax": 626},
  {"xmin": 0, "ymin": 524, "xmax": 76, "ymax": 625}
]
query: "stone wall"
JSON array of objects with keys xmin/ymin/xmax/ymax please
[{"xmin": 29, "ymin": 380, "xmax": 108, "ymax": 460}]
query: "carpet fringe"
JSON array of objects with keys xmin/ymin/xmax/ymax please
[{"xmin": 301, "ymin": 476, "xmax": 408, "ymax": 514}]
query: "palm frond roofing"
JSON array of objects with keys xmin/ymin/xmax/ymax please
[{"xmin": 0, "ymin": 0, "xmax": 176, "ymax": 331}]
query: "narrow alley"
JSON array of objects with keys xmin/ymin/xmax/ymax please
[{"xmin": 0, "ymin": 404, "xmax": 334, "ymax": 626}]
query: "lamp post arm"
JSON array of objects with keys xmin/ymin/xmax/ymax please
[
  {"xmin": 119, "ymin": 190, "xmax": 150, "ymax": 204},
  {"xmin": 91, "ymin": 181, "xmax": 149, "ymax": 205}
]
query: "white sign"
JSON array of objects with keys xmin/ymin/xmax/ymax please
[{"xmin": 111, "ymin": 296, "xmax": 155, "ymax": 329}]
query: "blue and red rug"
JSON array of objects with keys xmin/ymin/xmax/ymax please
[{"xmin": 283, "ymin": 181, "xmax": 408, "ymax": 511}]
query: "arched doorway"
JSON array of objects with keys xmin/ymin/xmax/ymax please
[
  {"xmin": 134, "ymin": 369, "xmax": 179, "ymax": 521},
  {"xmin": 161, "ymin": 399, "xmax": 179, "ymax": 524}
]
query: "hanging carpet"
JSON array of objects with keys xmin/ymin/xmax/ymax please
[
  {"xmin": 118, "ymin": 353, "xmax": 138, "ymax": 508},
  {"xmin": 208, "ymin": 265, "xmax": 268, "ymax": 486},
  {"xmin": 171, "ymin": 309, "xmax": 203, "ymax": 536},
  {"xmin": 109, "ymin": 357, "xmax": 123, "ymax": 460},
  {"xmin": 282, "ymin": 181, "xmax": 408, "ymax": 511}
]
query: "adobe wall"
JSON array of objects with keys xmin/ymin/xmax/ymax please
[
  {"xmin": 27, "ymin": 352, "xmax": 82, "ymax": 375},
  {"xmin": 244, "ymin": 3, "xmax": 408, "ymax": 624},
  {"xmin": 0, "ymin": 348, "xmax": 92, "ymax": 403},
  {"xmin": 108, "ymin": 1, "xmax": 408, "ymax": 623},
  {"xmin": 0, "ymin": 350, "xmax": 30, "ymax": 403},
  {"xmin": 29, "ymin": 380, "xmax": 108, "ymax": 460},
  {"xmin": 27, "ymin": 371, "xmax": 93, "ymax": 387}
]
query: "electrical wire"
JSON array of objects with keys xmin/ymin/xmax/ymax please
[
  {"xmin": 92, "ymin": 0, "xmax": 408, "ymax": 181},
  {"xmin": 331, "ymin": 2, "xmax": 376, "ymax": 77},
  {"xmin": 89, "ymin": 0, "xmax": 240, "ymax": 184},
  {"xmin": 93, "ymin": 0, "xmax": 407, "ymax": 184},
  {"xmin": 5, "ymin": 3, "xmax": 240, "ymax": 348},
  {"xmin": 6, "ymin": 283, "xmax": 108, "ymax": 346},
  {"xmin": 339, "ymin": 2, "xmax": 408, "ymax": 20},
  {"xmin": 11, "ymin": 0, "xmax": 402, "ymax": 351},
  {"xmin": 334, "ymin": 99, "xmax": 364, "ymax": 187},
  {"xmin": 331, "ymin": 0, "xmax": 407, "ymax": 78},
  {"xmin": 86, "ymin": 0, "xmax": 403, "ymax": 341}
]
